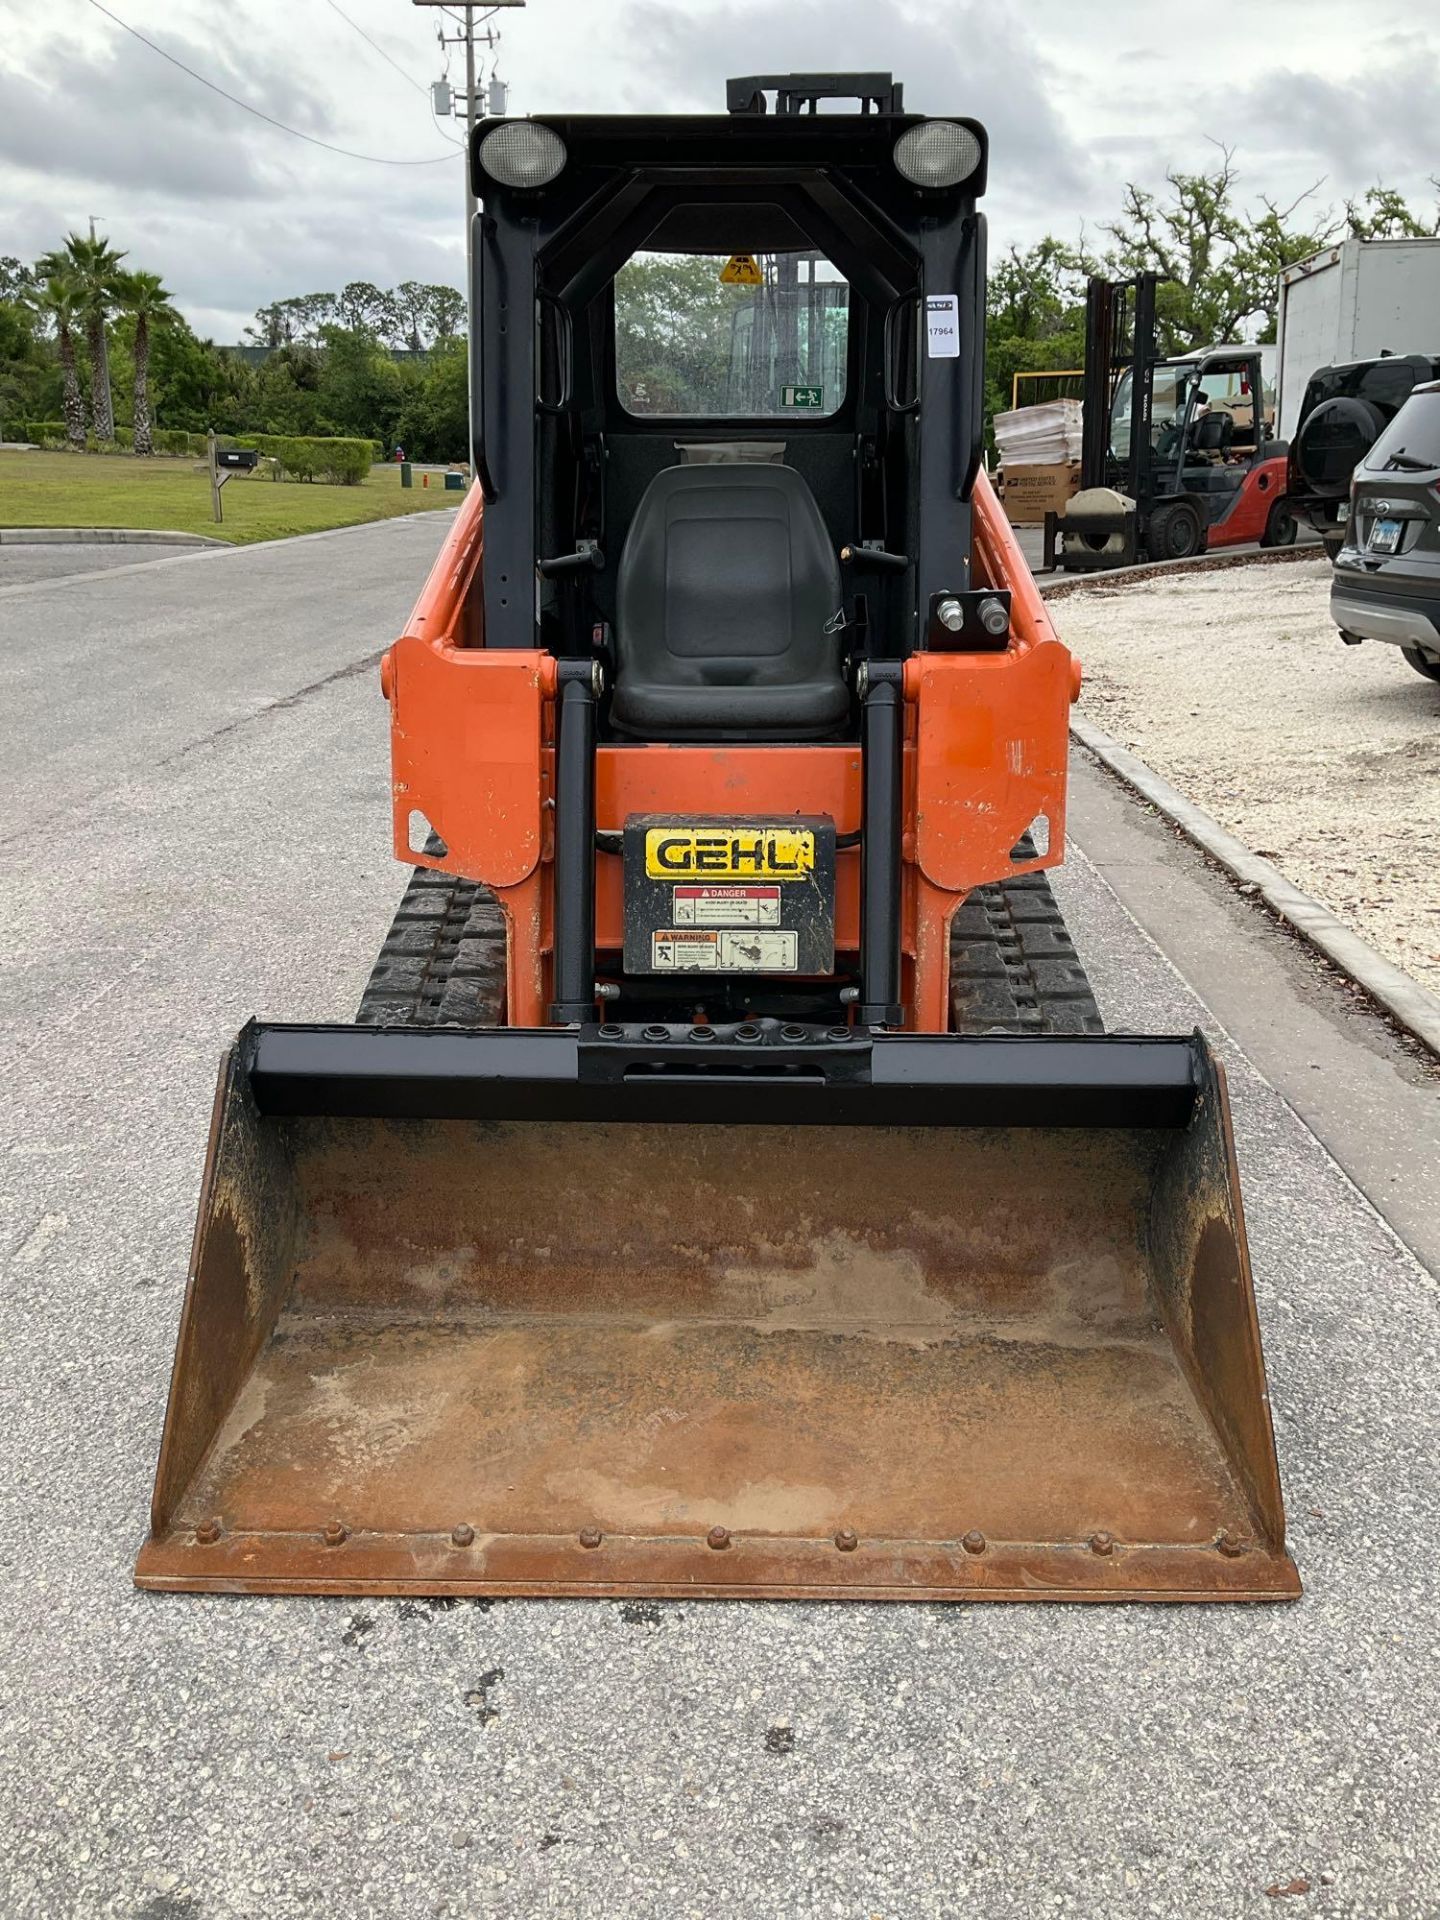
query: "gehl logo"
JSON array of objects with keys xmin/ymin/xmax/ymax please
[{"xmin": 645, "ymin": 827, "xmax": 815, "ymax": 880}]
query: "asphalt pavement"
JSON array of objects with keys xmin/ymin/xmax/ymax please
[
  {"xmin": 0, "ymin": 543, "xmax": 192, "ymax": 588},
  {"xmin": 1, "ymin": 517, "xmax": 1436, "ymax": 1919}
]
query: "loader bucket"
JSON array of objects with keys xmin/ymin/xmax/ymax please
[{"xmin": 137, "ymin": 1023, "xmax": 1299, "ymax": 1602}]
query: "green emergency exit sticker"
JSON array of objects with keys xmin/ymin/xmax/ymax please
[{"xmin": 782, "ymin": 385, "xmax": 824, "ymax": 408}]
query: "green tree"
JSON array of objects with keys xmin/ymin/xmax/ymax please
[
  {"xmin": 393, "ymin": 279, "xmax": 430, "ymax": 351},
  {"xmin": 396, "ymin": 335, "xmax": 467, "ymax": 460},
  {"xmin": 985, "ymin": 237, "xmax": 1097, "ymax": 423},
  {"xmin": 1, "ymin": 262, "xmax": 59, "ymax": 434},
  {"xmin": 0, "ymin": 256, "xmax": 36, "ymax": 301},
  {"xmin": 1344, "ymin": 184, "xmax": 1440, "ymax": 239},
  {"xmin": 424, "ymin": 284, "xmax": 465, "ymax": 341},
  {"xmin": 115, "ymin": 269, "xmax": 178, "ymax": 454},
  {"xmin": 250, "ymin": 343, "xmax": 325, "ymax": 435},
  {"xmin": 1103, "ymin": 151, "xmax": 1337, "ymax": 351},
  {"xmin": 315, "ymin": 325, "xmax": 404, "ymax": 439},
  {"xmin": 336, "ymin": 280, "xmax": 388, "ymax": 334},
  {"xmin": 23, "ymin": 273, "xmax": 88, "ymax": 448},
  {"xmin": 41, "ymin": 230, "xmax": 128, "ymax": 439}
]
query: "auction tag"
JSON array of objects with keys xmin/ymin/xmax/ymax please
[{"xmin": 926, "ymin": 294, "xmax": 960, "ymax": 358}]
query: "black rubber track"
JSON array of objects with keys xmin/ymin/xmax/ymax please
[
  {"xmin": 947, "ymin": 853, "xmax": 1103, "ymax": 1035},
  {"xmin": 358, "ymin": 838, "xmax": 1102, "ymax": 1035},
  {"xmin": 357, "ymin": 855, "xmax": 508, "ymax": 1027}
]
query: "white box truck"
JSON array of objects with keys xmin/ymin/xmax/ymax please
[{"xmin": 1276, "ymin": 237, "xmax": 1440, "ymax": 440}]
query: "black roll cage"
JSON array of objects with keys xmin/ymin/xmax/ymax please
[{"xmin": 467, "ymin": 84, "xmax": 989, "ymax": 661}]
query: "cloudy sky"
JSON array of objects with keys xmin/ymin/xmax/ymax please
[{"xmin": 2, "ymin": 0, "xmax": 1436, "ymax": 341}]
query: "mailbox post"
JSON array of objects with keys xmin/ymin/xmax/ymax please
[{"xmin": 207, "ymin": 430, "xmax": 259, "ymax": 523}]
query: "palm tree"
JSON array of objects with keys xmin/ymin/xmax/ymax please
[
  {"xmin": 41, "ymin": 230, "xmax": 127, "ymax": 441},
  {"xmin": 25, "ymin": 275, "xmax": 88, "ymax": 450},
  {"xmin": 117, "ymin": 270, "xmax": 176, "ymax": 455}
]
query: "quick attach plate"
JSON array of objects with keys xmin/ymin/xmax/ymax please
[{"xmin": 622, "ymin": 814, "xmax": 836, "ymax": 976}]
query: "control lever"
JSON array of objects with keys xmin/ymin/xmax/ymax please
[
  {"xmin": 841, "ymin": 543, "xmax": 909, "ymax": 575},
  {"xmin": 538, "ymin": 543, "xmax": 605, "ymax": 580}
]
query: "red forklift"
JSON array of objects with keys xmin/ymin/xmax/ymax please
[{"xmin": 1046, "ymin": 274, "xmax": 1295, "ymax": 571}]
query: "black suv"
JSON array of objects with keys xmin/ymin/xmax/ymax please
[
  {"xmin": 1291, "ymin": 353, "xmax": 1440, "ymax": 557},
  {"xmin": 1330, "ymin": 379, "xmax": 1440, "ymax": 685}
]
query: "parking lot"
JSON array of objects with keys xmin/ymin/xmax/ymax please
[
  {"xmin": 2, "ymin": 522, "xmax": 1438, "ymax": 1919},
  {"xmin": 1056, "ymin": 556, "xmax": 1440, "ymax": 995}
]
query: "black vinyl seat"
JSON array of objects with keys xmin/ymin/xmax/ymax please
[{"xmin": 610, "ymin": 464, "xmax": 849, "ymax": 738}]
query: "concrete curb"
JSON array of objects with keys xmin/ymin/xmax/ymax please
[
  {"xmin": 1039, "ymin": 542, "xmax": 1323, "ymax": 598},
  {"xmin": 1071, "ymin": 715, "xmax": 1440, "ymax": 1061},
  {"xmin": 0, "ymin": 526, "xmax": 226, "ymax": 548}
]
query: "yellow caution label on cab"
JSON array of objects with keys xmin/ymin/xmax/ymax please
[
  {"xmin": 644, "ymin": 825, "xmax": 815, "ymax": 880},
  {"xmin": 719, "ymin": 253, "xmax": 764, "ymax": 288}
]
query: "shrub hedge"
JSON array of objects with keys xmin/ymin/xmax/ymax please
[
  {"xmin": 234, "ymin": 433, "xmax": 374, "ymax": 485},
  {"xmin": 10, "ymin": 423, "xmax": 374, "ymax": 482}
]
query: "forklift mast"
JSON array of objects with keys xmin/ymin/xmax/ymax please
[{"xmin": 1078, "ymin": 272, "xmax": 1158, "ymax": 498}]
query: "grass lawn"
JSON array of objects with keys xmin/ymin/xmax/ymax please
[{"xmin": 0, "ymin": 449, "xmax": 459, "ymax": 546}]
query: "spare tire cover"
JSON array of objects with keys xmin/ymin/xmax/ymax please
[{"xmin": 1294, "ymin": 396, "xmax": 1387, "ymax": 497}]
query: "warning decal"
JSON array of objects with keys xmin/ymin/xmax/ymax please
[
  {"xmin": 672, "ymin": 885, "xmax": 781, "ymax": 927},
  {"xmin": 651, "ymin": 929, "xmax": 798, "ymax": 973},
  {"xmin": 720, "ymin": 253, "xmax": 764, "ymax": 287}
]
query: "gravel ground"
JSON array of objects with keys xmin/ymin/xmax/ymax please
[
  {"xmin": 1, "ymin": 525, "xmax": 1438, "ymax": 1917},
  {"xmin": 1053, "ymin": 557, "xmax": 1440, "ymax": 996}
]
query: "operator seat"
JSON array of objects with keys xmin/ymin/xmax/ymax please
[
  {"xmin": 610, "ymin": 464, "xmax": 849, "ymax": 738},
  {"xmin": 1193, "ymin": 411, "xmax": 1234, "ymax": 456}
]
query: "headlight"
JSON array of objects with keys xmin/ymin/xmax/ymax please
[
  {"xmin": 893, "ymin": 121, "xmax": 982, "ymax": 189},
  {"xmin": 478, "ymin": 122, "xmax": 567, "ymax": 189}
]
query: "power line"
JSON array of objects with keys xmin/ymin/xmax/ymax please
[
  {"xmin": 318, "ymin": 0, "xmax": 464, "ymax": 148},
  {"xmin": 320, "ymin": 0, "xmax": 424, "ymax": 97},
  {"xmin": 82, "ymin": 0, "xmax": 455, "ymax": 166}
]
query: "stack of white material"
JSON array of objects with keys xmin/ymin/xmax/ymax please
[{"xmin": 993, "ymin": 399, "xmax": 1083, "ymax": 467}]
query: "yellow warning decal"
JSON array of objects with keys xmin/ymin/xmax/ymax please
[
  {"xmin": 720, "ymin": 253, "xmax": 764, "ymax": 288},
  {"xmin": 644, "ymin": 826, "xmax": 815, "ymax": 880}
]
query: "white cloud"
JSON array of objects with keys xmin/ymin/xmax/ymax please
[{"xmin": 1, "ymin": 0, "xmax": 1437, "ymax": 340}]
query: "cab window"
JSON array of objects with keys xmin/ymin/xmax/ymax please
[{"xmin": 614, "ymin": 250, "xmax": 849, "ymax": 418}]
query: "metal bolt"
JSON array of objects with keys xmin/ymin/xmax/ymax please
[
  {"xmin": 961, "ymin": 1529, "xmax": 986, "ymax": 1556},
  {"xmin": 978, "ymin": 595, "xmax": 1010, "ymax": 637},
  {"xmin": 323, "ymin": 1521, "xmax": 348, "ymax": 1547},
  {"xmin": 1216, "ymin": 1529, "xmax": 1246, "ymax": 1558},
  {"xmin": 451, "ymin": 1524, "xmax": 475, "ymax": 1548},
  {"xmin": 706, "ymin": 1525, "xmax": 731, "ymax": 1551},
  {"xmin": 578, "ymin": 1526, "xmax": 602, "ymax": 1550},
  {"xmin": 1090, "ymin": 1531, "xmax": 1115, "ymax": 1557},
  {"xmin": 194, "ymin": 1518, "xmax": 221, "ymax": 1546},
  {"xmin": 937, "ymin": 596, "xmax": 965, "ymax": 633},
  {"xmin": 834, "ymin": 1529, "xmax": 858, "ymax": 1553}
]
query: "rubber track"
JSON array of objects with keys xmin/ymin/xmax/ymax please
[
  {"xmin": 359, "ymin": 839, "xmax": 1102, "ymax": 1035},
  {"xmin": 357, "ymin": 855, "xmax": 507, "ymax": 1027},
  {"xmin": 948, "ymin": 860, "xmax": 1103, "ymax": 1035}
]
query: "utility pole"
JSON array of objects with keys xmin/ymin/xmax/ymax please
[{"xmin": 415, "ymin": 1, "xmax": 525, "ymax": 473}]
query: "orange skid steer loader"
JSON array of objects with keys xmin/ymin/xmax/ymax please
[{"xmin": 138, "ymin": 75, "xmax": 1299, "ymax": 1604}]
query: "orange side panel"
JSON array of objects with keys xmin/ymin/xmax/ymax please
[
  {"xmin": 902, "ymin": 468, "xmax": 1076, "ymax": 895},
  {"xmin": 388, "ymin": 637, "xmax": 550, "ymax": 889},
  {"xmin": 907, "ymin": 645, "xmax": 1072, "ymax": 894}
]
